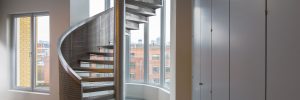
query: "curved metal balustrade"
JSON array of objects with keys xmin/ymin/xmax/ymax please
[
  {"xmin": 58, "ymin": 8, "xmax": 115, "ymax": 100},
  {"xmin": 57, "ymin": 0, "xmax": 162, "ymax": 100}
]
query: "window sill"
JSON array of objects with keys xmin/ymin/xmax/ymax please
[{"xmin": 8, "ymin": 89, "xmax": 50, "ymax": 95}]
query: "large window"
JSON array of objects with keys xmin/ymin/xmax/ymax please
[
  {"xmin": 164, "ymin": 0, "xmax": 171, "ymax": 89},
  {"xmin": 149, "ymin": 8, "xmax": 161, "ymax": 85},
  {"xmin": 13, "ymin": 13, "xmax": 50, "ymax": 92},
  {"xmin": 126, "ymin": 0, "xmax": 171, "ymax": 89},
  {"xmin": 129, "ymin": 24, "xmax": 145, "ymax": 83}
]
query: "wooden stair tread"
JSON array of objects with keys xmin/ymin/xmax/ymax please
[
  {"xmin": 126, "ymin": 0, "xmax": 162, "ymax": 9},
  {"xmin": 80, "ymin": 59, "xmax": 114, "ymax": 65},
  {"xmin": 126, "ymin": 12, "xmax": 148, "ymax": 23},
  {"xmin": 73, "ymin": 67, "xmax": 114, "ymax": 73},
  {"xmin": 89, "ymin": 52, "xmax": 114, "ymax": 57},
  {"xmin": 81, "ymin": 77, "xmax": 114, "ymax": 82},
  {"xmin": 126, "ymin": 20, "xmax": 140, "ymax": 30},
  {"xmin": 83, "ymin": 90, "xmax": 114, "ymax": 100},
  {"xmin": 98, "ymin": 45, "xmax": 114, "ymax": 49},
  {"xmin": 126, "ymin": 4, "xmax": 156, "ymax": 16},
  {"xmin": 83, "ymin": 85, "xmax": 114, "ymax": 93},
  {"xmin": 126, "ymin": 8, "xmax": 156, "ymax": 16}
]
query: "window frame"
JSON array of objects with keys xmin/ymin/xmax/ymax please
[{"xmin": 11, "ymin": 12, "xmax": 50, "ymax": 93}]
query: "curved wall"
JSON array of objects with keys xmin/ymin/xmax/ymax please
[{"xmin": 125, "ymin": 83, "xmax": 170, "ymax": 100}]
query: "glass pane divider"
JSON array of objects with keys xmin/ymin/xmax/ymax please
[
  {"xmin": 160, "ymin": 0, "xmax": 166, "ymax": 86},
  {"xmin": 144, "ymin": 18, "xmax": 149, "ymax": 84},
  {"xmin": 31, "ymin": 13, "xmax": 36, "ymax": 92}
]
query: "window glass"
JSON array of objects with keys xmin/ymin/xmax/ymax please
[
  {"xmin": 152, "ymin": 54, "xmax": 160, "ymax": 60},
  {"xmin": 89, "ymin": 0, "xmax": 105, "ymax": 17},
  {"xmin": 164, "ymin": 0, "xmax": 171, "ymax": 89},
  {"xmin": 16, "ymin": 16, "xmax": 32, "ymax": 88},
  {"xmin": 35, "ymin": 15, "xmax": 50, "ymax": 90},
  {"xmin": 149, "ymin": 9, "xmax": 161, "ymax": 85},
  {"xmin": 125, "ymin": 0, "xmax": 171, "ymax": 89},
  {"xmin": 110, "ymin": 0, "xmax": 114, "ymax": 8},
  {"xmin": 129, "ymin": 24, "xmax": 145, "ymax": 82},
  {"xmin": 13, "ymin": 13, "xmax": 50, "ymax": 92}
]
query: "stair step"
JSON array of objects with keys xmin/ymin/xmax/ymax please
[
  {"xmin": 126, "ymin": 0, "xmax": 162, "ymax": 9},
  {"xmin": 77, "ymin": 73, "xmax": 113, "ymax": 78},
  {"xmin": 82, "ymin": 77, "xmax": 114, "ymax": 82},
  {"xmin": 73, "ymin": 67, "xmax": 114, "ymax": 73},
  {"xmin": 126, "ymin": 4, "xmax": 156, "ymax": 16},
  {"xmin": 99, "ymin": 45, "xmax": 114, "ymax": 49},
  {"xmin": 126, "ymin": 12, "xmax": 147, "ymax": 23},
  {"xmin": 126, "ymin": 29, "xmax": 131, "ymax": 33},
  {"xmin": 89, "ymin": 52, "xmax": 114, "ymax": 57},
  {"xmin": 80, "ymin": 59, "xmax": 114, "ymax": 65},
  {"xmin": 83, "ymin": 90, "xmax": 114, "ymax": 100},
  {"xmin": 83, "ymin": 85, "xmax": 114, "ymax": 93},
  {"xmin": 126, "ymin": 20, "xmax": 139, "ymax": 30},
  {"xmin": 126, "ymin": 97, "xmax": 145, "ymax": 100}
]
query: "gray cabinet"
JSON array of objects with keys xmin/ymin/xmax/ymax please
[
  {"xmin": 230, "ymin": 0, "xmax": 266, "ymax": 100},
  {"xmin": 193, "ymin": 0, "xmax": 300, "ymax": 100},
  {"xmin": 212, "ymin": 0, "xmax": 230, "ymax": 100},
  {"xmin": 267, "ymin": 0, "xmax": 300, "ymax": 100},
  {"xmin": 194, "ymin": 0, "xmax": 266, "ymax": 100}
]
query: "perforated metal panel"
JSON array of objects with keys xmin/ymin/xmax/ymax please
[{"xmin": 59, "ymin": 65, "xmax": 82, "ymax": 100}]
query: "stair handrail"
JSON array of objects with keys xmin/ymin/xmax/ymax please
[{"xmin": 57, "ymin": 8, "xmax": 114, "ymax": 83}]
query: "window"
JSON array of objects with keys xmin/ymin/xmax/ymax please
[
  {"xmin": 151, "ymin": 54, "xmax": 160, "ymax": 60},
  {"xmin": 129, "ymin": 24, "xmax": 145, "ymax": 82},
  {"xmin": 130, "ymin": 62, "xmax": 136, "ymax": 68},
  {"xmin": 153, "ymin": 78, "xmax": 160, "ymax": 83},
  {"xmin": 152, "ymin": 67, "xmax": 160, "ymax": 73},
  {"xmin": 164, "ymin": 0, "xmax": 171, "ymax": 89},
  {"xmin": 12, "ymin": 13, "xmax": 50, "ymax": 92},
  {"xmin": 149, "ymin": 8, "xmax": 161, "ymax": 85},
  {"xmin": 126, "ymin": 0, "xmax": 171, "ymax": 89},
  {"xmin": 130, "ymin": 73, "xmax": 136, "ymax": 79},
  {"xmin": 130, "ymin": 53, "xmax": 135, "ymax": 57},
  {"xmin": 165, "ymin": 67, "xmax": 170, "ymax": 73}
]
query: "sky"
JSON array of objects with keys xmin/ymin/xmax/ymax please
[{"xmin": 36, "ymin": 16, "xmax": 50, "ymax": 42}]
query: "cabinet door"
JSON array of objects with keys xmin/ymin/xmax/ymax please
[
  {"xmin": 267, "ymin": 0, "xmax": 300, "ymax": 100},
  {"xmin": 193, "ymin": 0, "xmax": 212, "ymax": 100},
  {"xmin": 192, "ymin": 0, "xmax": 202, "ymax": 100},
  {"xmin": 230, "ymin": 0, "xmax": 266, "ymax": 100},
  {"xmin": 212, "ymin": 0, "xmax": 230, "ymax": 100}
]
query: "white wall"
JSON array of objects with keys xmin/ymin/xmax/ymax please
[
  {"xmin": 70, "ymin": 0, "xmax": 89, "ymax": 26},
  {"xmin": 0, "ymin": 0, "xmax": 7, "ymax": 98},
  {"xmin": 126, "ymin": 83, "xmax": 170, "ymax": 100},
  {"xmin": 193, "ymin": 0, "xmax": 300, "ymax": 100},
  {"xmin": 0, "ymin": 0, "xmax": 70, "ymax": 100}
]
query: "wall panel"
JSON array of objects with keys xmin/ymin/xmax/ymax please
[
  {"xmin": 212, "ymin": 0, "xmax": 230, "ymax": 100},
  {"xmin": 267, "ymin": 0, "xmax": 300, "ymax": 100},
  {"xmin": 192, "ymin": 0, "xmax": 202, "ymax": 99},
  {"xmin": 199, "ymin": 0, "xmax": 213, "ymax": 100},
  {"xmin": 230, "ymin": 0, "xmax": 266, "ymax": 100}
]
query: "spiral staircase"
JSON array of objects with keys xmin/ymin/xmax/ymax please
[{"xmin": 57, "ymin": 0, "xmax": 162, "ymax": 100}]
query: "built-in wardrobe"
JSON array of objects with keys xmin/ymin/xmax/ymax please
[{"xmin": 192, "ymin": 0, "xmax": 300, "ymax": 100}]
